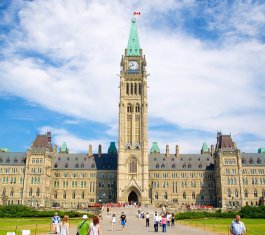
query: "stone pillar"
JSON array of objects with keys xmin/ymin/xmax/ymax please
[
  {"xmin": 88, "ymin": 144, "xmax": 92, "ymax": 157},
  {"xmin": 175, "ymin": 145, "xmax": 179, "ymax": 158},
  {"xmin": 166, "ymin": 145, "xmax": 169, "ymax": 158},
  {"xmin": 211, "ymin": 145, "xmax": 214, "ymax": 158}
]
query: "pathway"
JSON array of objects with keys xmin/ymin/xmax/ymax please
[{"xmin": 45, "ymin": 206, "xmax": 219, "ymax": 235}]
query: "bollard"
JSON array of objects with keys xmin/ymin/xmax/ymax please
[
  {"xmin": 15, "ymin": 225, "xmax": 17, "ymax": 233},
  {"xmin": 196, "ymin": 222, "xmax": 197, "ymax": 228},
  {"xmin": 204, "ymin": 222, "xmax": 205, "ymax": 230},
  {"xmin": 213, "ymin": 223, "xmax": 215, "ymax": 232},
  {"xmin": 35, "ymin": 224, "xmax": 37, "ymax": 235}
]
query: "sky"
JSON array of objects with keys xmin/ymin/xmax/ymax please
[{"xmin": 0, "ymin": 0, "xmax": 265, "ymax": 154}]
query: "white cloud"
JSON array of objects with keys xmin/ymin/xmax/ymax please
[
  {"xmin": 1, "ymin": 0, "xmax": 265, "ymax": 152},
  {"xmin": 38, "ymin": 126, "xmax": 110, "ymax": 153}
]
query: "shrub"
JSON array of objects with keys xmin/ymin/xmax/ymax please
[{"xmin": 0, "ymin": 205, "xmax": 94, "ymax": 218}]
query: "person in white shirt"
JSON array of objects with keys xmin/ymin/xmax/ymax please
[
  {"xmin": 145, "ymin": 212, "xmax": 150, "ymax": 227},
  {"xmin": 166, "ymin": 213, "xmax": 171, "ymax": 226},
  {"xmin": 111, "ymin": 214, "xmax": 116, "ymax": 231},
  {"xmin": 153, "ymin": 212, "xmax": 159, "ymax": 232}
]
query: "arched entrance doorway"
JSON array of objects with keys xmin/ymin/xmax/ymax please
[{"xmin": 128, "ymin": 191, "xmax": 138, "ymax": 203}]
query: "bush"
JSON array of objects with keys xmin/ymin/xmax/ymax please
[
  {"xmin": 0, "ymin": 205, "xmax": 94, "ymax": 218},
  {"xmin": 175, "ymin": 206, "xmax": 265, "ymax": 220}
]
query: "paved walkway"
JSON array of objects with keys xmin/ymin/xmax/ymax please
[{"xmin": 49, "ymin": 206, "xmax": 219, "ymax": 235}]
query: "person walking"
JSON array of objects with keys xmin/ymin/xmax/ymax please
[
  {"xmin": 89, "ymin": 216, "xmax": 102, "ymax": 235},
  {"xmin": 52, "ymin": 212, "xmax": 61, "ymax": 234},
  {"xmin": 111, "ymin": 214, "xmax": 116, "ymax": 231},
  {"xmin": 171, "ymin": 213, "xmax": 175, "ymax": 227},
  {"xmin": 166, "ymin": 213, "xmax": 171, "ymax": 227},
  {"xmin": 230, "ymin": 215, "xmax": 246, "ymax": 235},
  {"xmin": 154, "ymin": 212, "xmax": 159, "ymax": 232},
  {"xmin": 145, "ymin": 212, "xmax": 150, "ymax": 227},
  {"xmin": 77, "ymin": 215, "xmax": 90, "ymax": 235},
  {"xmin": 161, "ymin": 215, "xmax": 167, "ymax": 233},
  {"xmin": 120, "ymin": 212, "xmax": 127, "ymax": 230},
  {"xmin": 60, "ymin": 215, "xmax": 69, "ymax": 235}
]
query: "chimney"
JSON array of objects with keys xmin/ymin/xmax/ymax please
[
  {"xmin": 98, "ymin": 144, "xmax": 102, "ymax": 158},
  {"xmin": 211, "ymin": 144, "xmax": 214, "ymax": 158},
  {"xmin": 175, "ymin": 145, "xmax": 179, "ymax": 157},
  {"xmin": 47, "ymin": 131, "xmax": 51, "ymax": 143},
  {"xmin": 166, "ymin": 145, "xmax": 169, "ymax": 158},
  {"xmin": 88, "ymin": 144, "xmax": 92, "ymax": 157},
  {"xmin": 53, "ymin": 144, "xmax": 57, "ymax": 155}
]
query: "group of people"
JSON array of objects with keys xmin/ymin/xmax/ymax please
[{"xmin": 52, "ymin": 213, "xmax": 103, "ymax": 235}]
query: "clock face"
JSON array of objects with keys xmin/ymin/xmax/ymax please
[{"xmin": 128, "ymin": 61, "xmax": 139, "ymax": 70}]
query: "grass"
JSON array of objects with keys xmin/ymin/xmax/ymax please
[
  {"xmin": 0, "ymin": 218, "xmax": 82, "ymax": 235},
  {"xmin": 176, "ymin": 218, "xmax": 265, "ymax": 235}
]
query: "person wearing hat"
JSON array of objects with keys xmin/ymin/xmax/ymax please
[
  {"xmin": 52, "ymin": 212, "xmax": 61, "ymax": 234},
  {"xmin": 77, "ymin": 215, "xmax": 90, "ymax": 235}
]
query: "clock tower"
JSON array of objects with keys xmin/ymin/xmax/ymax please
[{"xmin": 117, "ymin": 17, "xmax": 150, "ymax": 204}]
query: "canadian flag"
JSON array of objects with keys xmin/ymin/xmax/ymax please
[{"xmin": 134, "ymin": 11, "xmax": 141, "ymax": 15}]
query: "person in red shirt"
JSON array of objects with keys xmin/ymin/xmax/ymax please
[{"xmin": 161, "ymin": 215, "xmax": 167, "ymax": 232}]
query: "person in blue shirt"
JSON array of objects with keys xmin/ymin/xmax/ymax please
[
  {"xmin": 52, "ymin": 212, "xmax": 61, "ymax": 234},
  {"xmin": 230, "ymin": 215, "xmax": 246, "ymax": 235}
]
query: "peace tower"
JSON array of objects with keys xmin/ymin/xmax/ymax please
[{"xmin": 117, "ymin": 17, "xmax": 150, "ymax": 204}]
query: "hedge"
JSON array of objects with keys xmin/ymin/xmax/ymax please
[
  {"xmin": 0, "ymin": 205, "xmax": 94, "ymax": 218},
  {"xmin": 175, "ymin": 206, "xmax": 265, "ymax": 220}
]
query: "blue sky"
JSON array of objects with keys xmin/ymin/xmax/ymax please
[{"xmin": 0, "ymin": 0, "xmax": 265, "ymax": 153}]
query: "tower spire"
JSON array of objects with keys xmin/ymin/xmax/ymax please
[{"xmin": 127, "ymin": 18, "xmax": 140, "ymax": 56}]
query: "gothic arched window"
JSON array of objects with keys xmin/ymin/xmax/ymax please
[
  {"xmin": 244, "ymin": 189, "xmax": 248, "ymax": 198},
  {"xmin": 129, "ymin": 157, "xmax": 137, "ymax": 173},
  {"xmin": 126, "ymin": 83, "xmax": 129, "ymax": 95},
  {"xmin": 63, "ymin": 191, "xmax": 66, "ymax": 199},
  {"xmin": 29, "ymin": 188, "xmax": 32, "ymax": 197},
  {"xmin": 36, "ymin": 188, "xmax": 40, "ymax": 197},
  {"xmin": 54, "ymin": 190, "xmax": 58, "ymax": 199},
  {"xmin": 155, "ymin": 192, "xmax": 158, "ymax": 199},
  {"xmin": 72, "ymin": 191, "xmax": 76, "ymax": 199},
  {"xmin": 254, "ymin": 189, "xmax": 258, "ymax": 197},
  {"xmin": 227, "ymin": 189, "xmax": 231, "ymax": 197},
  {"xmin": 135, "ymin": 103, "xmax": 140, "ymax": 113},
  {"xmin": 183, "ymin": 192, "xmax": 186, "ymax": 199},
  {"xmin": 81, "ymin": 191, "xmax": 85, "ymax": 199},
  {"xmin": 164, "ymin": 192, "xmax": 168, "ymax": 199},
  {"xmin": 127, "ymin": 104, "xmax": 132, "ymax": 113},
  {"xmin": 10, "ymin": 188, "xmax": 14, "ymax": 197},
  {"xmin": 192, "ymin": 192, "xmax": 195, "ymax": 199}
]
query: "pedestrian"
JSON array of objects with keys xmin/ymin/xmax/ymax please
[
  {"xmin": 120, "ymin": 212, "xmax": 127, "ymax": 230},
  {"xmin": 166, "ymin": 213, "xmax": 171, "ymax": 227},
  {"xmin": 60, "ymin": 215, "xmax": 69, "ymax": 235},
  {"xmin": 171, "ymin": 213, "xmax": 175, "ymax": 227},
  {"xmin": 107, "ymin": 207, "xmax": 110, "ymax": 216},
  {"xmin": 77, "ymin": 214, "xmax": 89, "ymax": 235},
  {"xmin": 111, "ymin": 214, "xmax": 116, "ymax": 231},
  {"xmin": 89, "ymin": 216, "xmax": 102, "ymax": 235},
  {"xmin": 154, "ymin": 212, "xmax": 159, "ymax": 232},
  {"xmin": 52, "ymin": 212, "xmax": 61, "ymax": 234},
  {"xmin": 230, "ymin": 215, "xmax": 246, "ymax": 235},
  {"xmin": 146, "ymin": 212, "xmax": 150, "ymax": 227},
  {"xmin": 137, "ymin": 211, "xmax": 141, "ymax": 220},
  {"xmin": 161, "ymin": 214, "xmax": 167, "ymax": 233}
]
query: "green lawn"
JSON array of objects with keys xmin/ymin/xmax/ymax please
[
  {"xmin": 0, "ymin": 218, "xmax": 82, "ymax": 235},
  {"xmin": 177, "ymin": 218, "xmax": 265, "ymax": 235}
]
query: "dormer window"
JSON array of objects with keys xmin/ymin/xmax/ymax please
[
  {"xmin": 6, "ymin": 158, "xmax": 10, "ymax": 163},
  {"xmin": 65, "ymin": 163, "xmax": 68, "ymax": 168},
  {"xmin": 156, "ymin": 163, "xmax": 159, "ymax": 169},
  {"xmin": 188, "ymin": 164, "xmax": 192, "ymax": 169},
  {"xmin": 250, "ymin": 158, "xmax": 254, "ymax": 164},
  {"xmin": 54, "ymin": 163, "xmax": 58, "ymax": 168},
  {"xmin": 75, "ymin": 163, "xmax": 79, "ymax": 168}
]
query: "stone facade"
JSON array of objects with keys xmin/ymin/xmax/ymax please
[{"xmin": 1, "ymin": 18, "xmax": 265, "ymax": 209}]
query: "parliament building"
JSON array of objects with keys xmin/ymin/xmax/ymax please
[{"xmin": 0, "ymin": 18, "xmax": 265, "ymax": 209}]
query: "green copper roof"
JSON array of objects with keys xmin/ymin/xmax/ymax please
[
  {"xmin": 0, "ymin": 148, "xmax": 10, "ymax": 152},
  {"xmin": 127, "ymin": 18, "xmax": 140, "ymax": 56},
  {"xmin": 202, "ymin": 142, "xmax": 209, "ymax": 152},
  {"xmin": 108, "ymin": 142, "xmax": 117, "ymax": 154},
  {"xmin": 60, "ymin": 142, "xmax": 68, "ymax": 153},
  {"xmin": 258, "ymin": 148, "xmax": 265, "ymax": 153},
  {"xmin": 150, "ymin": 142, "xmax": 160, "ymax": 153}
]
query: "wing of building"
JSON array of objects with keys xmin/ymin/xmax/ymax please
[{"xmin": 1, "ymin": 18, "xmax": 265, "ymax": 209}]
